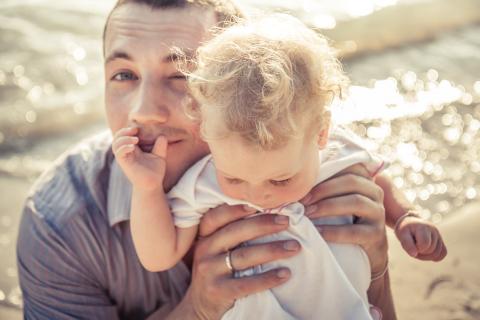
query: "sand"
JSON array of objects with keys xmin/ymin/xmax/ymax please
[{"xmin": 389, "ymin": 201, "xmax": 480, "ymax": 320}]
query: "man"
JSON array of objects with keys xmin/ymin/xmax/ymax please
[{"xmin": 17, "ymin": 0, "xmax": 398, "ymax": 319}]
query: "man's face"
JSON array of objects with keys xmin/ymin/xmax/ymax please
[{"xmin": 104, "ymin": 4, "xmax": 214, "ymax": 190}]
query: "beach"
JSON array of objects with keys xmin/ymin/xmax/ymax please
[
  {"xmin": 390, "ymin": 202, "xmax": 480, "ymax": 320},
  {"xmin": 1, "ymin": 0, "xmax": 480, "ymax": 318}
]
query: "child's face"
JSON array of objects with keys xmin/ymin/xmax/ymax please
[{"xmin": 209, "ymin": 133, "xmax": 322, "ymax": 209}]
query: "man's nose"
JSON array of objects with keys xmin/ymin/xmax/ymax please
[{"xmin": 130, "ymin": 79, "xmax": 170, "ymax": 125}]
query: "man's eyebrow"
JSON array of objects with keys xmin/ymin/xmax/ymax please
[{"xmin": 105, "ymin": 51, "xmax": 132, "ymax": 64}]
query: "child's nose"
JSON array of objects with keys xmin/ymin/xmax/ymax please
[{"xmin": 246, "ymin": 188, "xmax": 271, "ymax": 206}]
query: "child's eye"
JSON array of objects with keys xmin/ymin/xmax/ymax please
[
  {"xmin": 169, "ymin": 73, "xmax": 187, "ymax": 81},
  {"xmin": 225, "ymin": 177, "xmax": 243, "ymax": 185},
  {"xmin": 269, "ymin": 178, "xmax": 292, "ymax": 186}
]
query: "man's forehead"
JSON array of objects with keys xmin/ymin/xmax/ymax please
[{"xmin": 104, "ymin": 3, "xmax": 217, "ymax": 56}]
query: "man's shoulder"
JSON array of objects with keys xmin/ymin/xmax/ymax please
[{"xmin": 25, "ymin": 131, "xmax": 114, "ymax": 230}]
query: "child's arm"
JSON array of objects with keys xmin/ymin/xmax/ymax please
[
  {"xmin": 375, "ymin": 173, "xmax": 447, "ymax": 261},
  {"xmin": 112, "ymin": 127, "xmax": 197, "ymax": 272},
  {"xmin": 130, "ymin": 187, "xmax": 198, "ymax": 271}
]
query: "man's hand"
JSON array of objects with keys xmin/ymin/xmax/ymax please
[
  {"xmin": 395, "ymin": 216, "xmax": 447, "ymax": 261},
  {"xmin": 182, "ymin": 205, "xmax": 301, "ymax": 320},
  {"xmin": 112, "ymin": 127, "xmax": 167, "ymax": 191},
  {"xmin": 300, "ymin": 164, "xmax": 388, "ymax": 275}
]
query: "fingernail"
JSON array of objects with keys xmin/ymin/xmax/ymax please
[
  {"xmin": 283, "ymin": 241, "xmax": 300, "ymax": 251},
  {"xmin": 275, "ymin": 215, "xmax": 289, "ymax": 225},
  {"xmin": 305, "ymin": 205, "xmax": 317, "ymax": 216},
  {"xmin": 243, "ymin": 205, "xmax": 257, "ymax": 214},
  {"xmin": 276, "ymin": 269, "xmax": 290, "ymax": 279},
  {"xmin": 300, "ymin": 193, "xmax": 312, "ymax": 205}
]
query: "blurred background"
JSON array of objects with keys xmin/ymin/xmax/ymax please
[{"xmin": 1, "ymin": 0, "xmax": 479, "ymax": 319}]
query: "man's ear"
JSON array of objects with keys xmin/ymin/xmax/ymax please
[{"xmin": 317, "ymin": 111, "xmax": 331, "ymax": 149}]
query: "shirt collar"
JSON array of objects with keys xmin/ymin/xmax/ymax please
[{"xmin": 107, "ymin": 160, "xmax": 132, "ymax": 227}]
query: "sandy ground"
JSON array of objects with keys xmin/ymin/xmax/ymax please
[
  {"xmin": 0, "ymin": 168, "xmax": 478, "ymax": 319},
  {"xmin": 389, "ymin": 201, "xmax": 480, "ymax": 320}
]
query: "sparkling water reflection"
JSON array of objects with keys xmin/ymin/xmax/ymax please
[{"xmin": 347, "ymin": 69, "xmax": 480, "ymax": 222}]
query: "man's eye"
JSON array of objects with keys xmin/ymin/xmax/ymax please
[
  {"xmin": 225, "ymin": 177, "xmax": 243, "ymax": 185},
  {"xmin": 269, "ymin": 178, "xmax": 292, "ymax": 187},
  {"xmin": 111, "ymin": 71, "xmax": 137, "ymax": 81}
]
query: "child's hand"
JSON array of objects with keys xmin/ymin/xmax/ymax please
[
  {"xmin": 112, "ymin": 127, "xmax": 167, "ymax": 191},
  {"xmin": 395, "ymin": 215, "xmax": 447, "ymax": 261}
]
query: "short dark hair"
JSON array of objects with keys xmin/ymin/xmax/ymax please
[{"xmin": 103, "ymin": 0, "xmax": 245, "ymax": 54}]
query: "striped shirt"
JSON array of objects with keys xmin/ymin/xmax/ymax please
[{"xmin": 17, "ymin": 131, "xmax": 190, "ymax": 320}]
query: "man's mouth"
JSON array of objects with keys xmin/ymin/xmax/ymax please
[{"xmin": 139, "ymin": 139, "xmax": 183, "ymax": 153}]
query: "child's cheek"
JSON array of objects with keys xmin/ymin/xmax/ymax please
[{"xmin": 218, "ymin": 179, "xmax": 243, "ymax": 201}]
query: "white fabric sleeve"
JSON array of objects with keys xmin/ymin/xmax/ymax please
[
  {"xmin": 321, "ymin": 126, "xmax": 387, "ymax": 180},
  {"xmin": 168, "ymin": 155, "xmax": 244, "ymax": 228}
]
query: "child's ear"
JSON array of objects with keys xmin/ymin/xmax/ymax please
[{"xmin": 317, "ymin": 112, "xmax": 331, "ymax": 149}]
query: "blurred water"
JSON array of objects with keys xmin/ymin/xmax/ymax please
[{"xmin": 0, "ymin": 0, "xmax": 452, "ymax": 153}]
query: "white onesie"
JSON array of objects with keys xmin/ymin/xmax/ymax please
[{"xmin": 168, "ymin": 127, "xmax": 385, "ymax": 320}]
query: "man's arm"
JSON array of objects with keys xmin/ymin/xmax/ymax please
[
  {"xmin": 368, "ymin": 271, "xmax": 396, "ymax": 320},
  {"xmin": 17, "ymin": 207, "xmax": 120, "ymax": 320}
]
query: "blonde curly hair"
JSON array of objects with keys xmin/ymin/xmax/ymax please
[{"xmin": 188, "ymin": 14, "xmax": 348, "ymax": 150}]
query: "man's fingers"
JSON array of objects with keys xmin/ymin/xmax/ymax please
[
  {"xmin": 316, "ymin": 224, "xmax": 372, "ymax": 245},
  {"xmin": 223, "ymin": 269, "xmax": 291, "ymax": 299},
  {"xmin": 229, "ymin": 240, "xmax": 301, "ymax": 272},
  {"xmin": 199, "ymin": 205, "xmax": 257, "ymax": 237},
  {"xmin": 306, "ymin": 194, "xmax": 385, "ymax": 223},
  {"xmin": 301, "ymin": 173, "xmax": 383, "ymax": 207},
  {"xmin": 398, "ymin": 231, "xmax": 418, "ymax": 258},
  {"xmin": 201, "ymin": 214, "xmax": 290, "ymax": 254},
  {"xmin": 152, "ymin": 136, "xmax": 168, "ymax": 158}
]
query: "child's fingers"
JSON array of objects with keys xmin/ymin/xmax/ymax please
[
  {"xmin": 114, "ymin": 144, "xmax": 136, "ymax": 158},
  {"xmin": 417, "ymin": 239, "xmax": 447, "ymax": 261},
  {"xmin": 416, "ymin": 228, "xmax": 438, "ymax": 256},
  {"xmin": 431, "ymin": 235, "xmax": 447, "ymax": 261},
  {"xmin": 414, "ymin": 227, "xmax": 433, "ymax": 254},
  {"xmin": 398, "ymin": 230, "xmax": 418, "ymax": 257},
  {"xmin": 152, "ymin": 136, "xmax": 168, "ymax": 158},
  {"xmin": 438, "ymin": 241, "xmax": 448, "ymax": 261},
  {"xmin": 113, "ymin": 126, "xmax": 138, "ymax": 140},
  {"xmin": 112, "ymin": 136, "xmax": 139, "ymax": 154}
]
